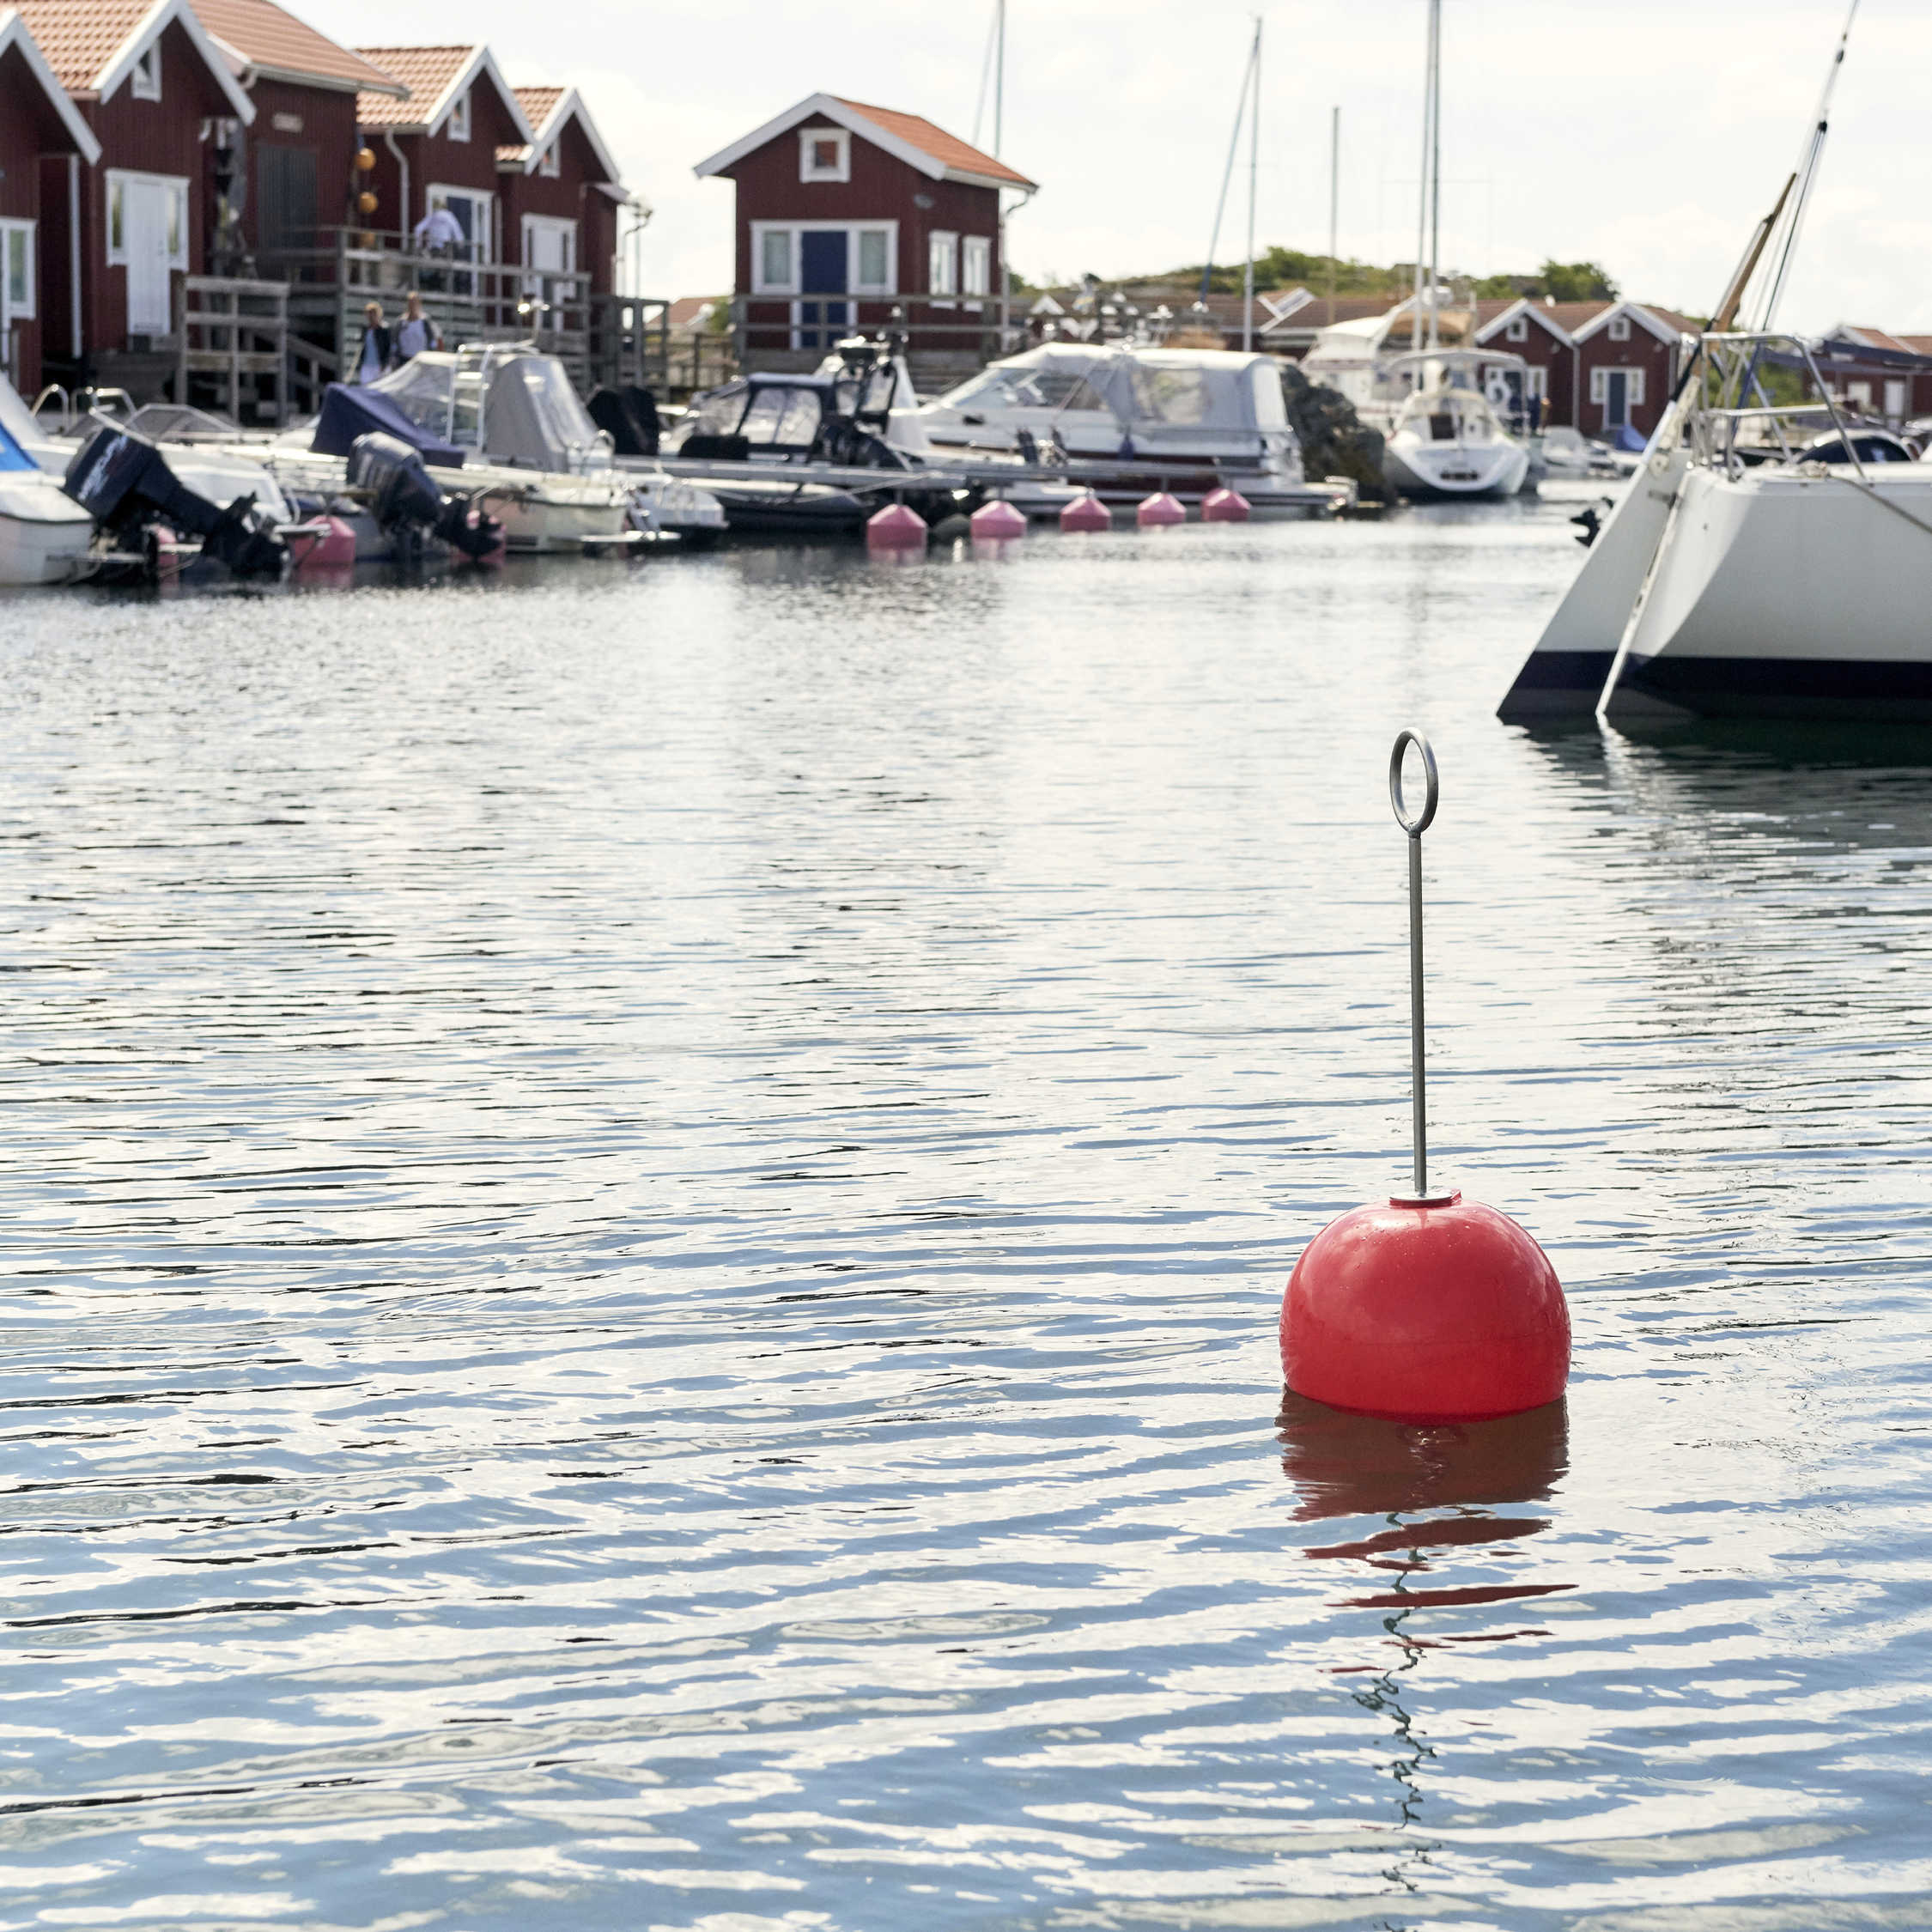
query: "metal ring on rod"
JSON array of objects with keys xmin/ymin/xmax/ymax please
[{"xmin": 1388, "ymin": 729, "xmax": 1439, "ymax": 836}]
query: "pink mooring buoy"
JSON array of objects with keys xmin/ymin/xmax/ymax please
[
  {"xmin": 1059, "ymin": 490, "xmax": 1112, "ymax": 533},
  {"xmin": 1279, "ymin": 732, "xmax": 1571, "ymax": 1422},
  {"xmin": 866, "ymin": 501, "xmax": 929, "ymax": 549},
  {"xmin": 969, "ymin": 498, "xmax": 1028, "ymax": 541},
  {"xmin": 292, "ymin": 514, "xmax": 357, "ymax": 572},
  {"xmin": 1136, "ymin": 491, "xmax": 1186, "ymax": 528},
  {"xmin": 1201, "ymin": 486, "xmax": 1251, "ymax": 523}
]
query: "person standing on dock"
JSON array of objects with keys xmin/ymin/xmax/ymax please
[
  {"xmin": 393, "ymin": 292, "xmax": 440, "ymax": 365},
  {"xmin": 355, "ymin": 301, "xmax": 392, "ymax": 386}
]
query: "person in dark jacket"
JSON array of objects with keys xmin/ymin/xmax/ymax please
[{"xmin": 355, "ymin": 301, "xmax": 392, "ymax": 386}]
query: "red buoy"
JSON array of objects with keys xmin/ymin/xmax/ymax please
[
  {"xmin": 1280, "ymin": 732, "xmax": 1570, "ymax": 1422},
  {"xmin": 1201, "ymin": 486, "xmax": 1251, "ymax": 522},
  {"xmin": 1282, "ymin": 1193, "xmax": 1569, "ymax": 1420},
  {"xmin": 969, "ymin": 498, "xmax": 1028, "ymax": 541},
  {"xmin": 866, "ymin": 502, "xmax": 928, "ymax": 548},
  {"xmin": 1136, "ymin": 491, "xmax": 1186, "ymax": 527},
  {"xmin": 1060, "ymin": 490, "xmax": 1111, "ymax": 532}
]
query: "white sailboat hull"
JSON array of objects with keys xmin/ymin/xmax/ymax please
[
  {"xmin": 1603, "ymin": 463, "xmax": 1932, "ymax": 721},
  {"xmin": 1383, "ymin": 431, "xmax": 1528, "ymax": 501},
  {"xmin": 0, "ymin": 472, "xmax": 94, "ymax": 586}
]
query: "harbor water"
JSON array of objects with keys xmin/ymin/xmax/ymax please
[{"xmin": 2, "ymin": 502, "xmax": 1929, "ymax": 1929}]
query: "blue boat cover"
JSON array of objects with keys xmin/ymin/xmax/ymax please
[
  {"xmin": 310, "ymin": 383, "xmax": 465, "ymax": 467},
  {"xmin": 0, "ymin": 419, "xmax": 34, "ymax": 472},
  {"xmin": 1614, "ymin": 423, "xmax": 1647, "ymax": 453}
]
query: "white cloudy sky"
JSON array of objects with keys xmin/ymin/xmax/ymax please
[{"xmin": 320, "ymin": 0, "xmax": 1929, "ymax": 331}]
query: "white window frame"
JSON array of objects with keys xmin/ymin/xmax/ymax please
[
  {"xmin": 1505, "ymin": 314, "xmax": 1528, "ymax": 342},
  {"xmin": 961, "ymin": 234, "xmax": 991, "ymax": 298},
  {"xmin": 0, "ymin": 219, "xmax": 34, "ymax": 324},
  {"xmin": 928, "ymin": 228, "xmax": 957, "ymax": 300},
  {"xmin": 521, "ymin": 213, "xmax": 575, "ymax": 276},
  {"xmin": 750, "ymin": 220, "xmax": 896, "ymax": 297},
  {"xmin": 425, "ymin": 184, "xmax": 494, "ymax": 260},
  {"xmin": 447, "ymin": 88, "xmax": 471, "ymax": 143},
  {"xmin": 798, "ymin": 126, "xmax": 850, "ymax": 183},
  {"xmin": 538, "ymin": 141, "xmax": 560, "ymax": 179},
  {"xmin": 105, "ymin": 170, "xmax": 189, "ymax": 271},
  {"xmin": 1607, "ymin": 314, "xmax": 1631, "ymax": 342},
  {"xmin": 1523, "ymin": 363, "xmax": 1547, "ymax": 399},
  {"xmin": 131, "ymin": 41, "xmax": 161, "ymax": 101}
]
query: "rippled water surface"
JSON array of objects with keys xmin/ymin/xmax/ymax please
[{"xmin": 3, "ymin": 502, "xmax": 1931, "ymax": 1931}]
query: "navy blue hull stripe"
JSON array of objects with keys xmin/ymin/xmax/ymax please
[
  {"xmin": 1621, "ymin": 653, "xmax": 1932, "ymax": 721},
  {"xmin": 1496, "ymin": 650, "xmax": 1613, "ymax": 721}
]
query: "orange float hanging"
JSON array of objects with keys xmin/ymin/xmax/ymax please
[{"xmin": 1279, "ymin": 731, "xmax": 1571, "ymax": 1422}]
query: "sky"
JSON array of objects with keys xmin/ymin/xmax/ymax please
[{"xmin": 321, "ymin": 0, "xmax": 1931, "ymax": 332}]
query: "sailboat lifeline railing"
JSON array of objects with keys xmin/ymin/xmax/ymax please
[{"xmin": 1687, "ymin": 329, "xmax": 1869, "ymax": 481}]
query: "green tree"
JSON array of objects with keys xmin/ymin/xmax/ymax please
[{"xmin": 1536, "ymin": 258, "xmax": 1619, "ymax": 301}]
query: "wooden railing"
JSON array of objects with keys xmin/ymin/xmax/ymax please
[
  {"xmin": 730, "ymin": 291, "xmax": 1024, "ymax": 378},
  {"xmin": 175, "ymin": 276, "xmax": 289, "ymax": 425},
  {"xmin": 260, "ymin": 229, "xmax": 592, "ymax": 383}
]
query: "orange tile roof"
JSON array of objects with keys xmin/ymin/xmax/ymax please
[
  {"xmin": 834, "ymin": 97, "xmax": 1034, "ymax": 188},
  {"xmin": 496, "ymin": 84, "xmax": 563, "ymax": 162},
  {"xmin": 9, "ymin": 0, "xmax": 151, "ymax": 93},
  {"xmin": 353, "ymin": 43, "xmax": 474, "ymax": 128},
  {"xmin": 192, "ymin": 0, "xmax": 398, "ymax": 92}
]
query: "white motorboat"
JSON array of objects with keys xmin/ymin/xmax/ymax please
[
  {"xmin": 908, "ymin": 343, "xmax": 1348, "ymax": 518},
  {"xmin": 0, "ymin": 465, "xmax": 94, "ymax": 585},
  {"xmin": 0, "ymin": 374, "xmax": 95, "ymax": 584},
  {"xmin": 336, "ymin": 348, "xmax": 631, "ymax": 552},
  {"xmin": 1378, "ymin": 351, "xmax": 1531, "ymax": 500}
]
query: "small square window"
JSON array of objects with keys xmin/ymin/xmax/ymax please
[
  {"xmin": 1505, "ymin": 315, "xmax": 1527, "ymax": 342},
  {"xmin": 131, "ymin": 42, "xmax": 161, "ymax": 101},
  {"xmin": 538, "ymin": 142, "xmax": 560, "ymax": 179},
  {"xmin": 448, "ymin": 90, "xmax": 471, "ymax": 143},
  {"xmin": 1607, "ymin": 315, "xmax": 1631, "ymax": 342},
  {"xmin": 799, "ymin": 127, "xmax": 849, "ymax": 183}
]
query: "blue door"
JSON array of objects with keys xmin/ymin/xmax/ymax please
[{"xmin": 797, "ymin": 230, "xmax": 848, "ymax": 348}]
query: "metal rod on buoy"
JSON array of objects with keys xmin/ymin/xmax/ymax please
[{"xmin": 1388, "ymin": 730, "xmax": 1439, "ymax": 1200}]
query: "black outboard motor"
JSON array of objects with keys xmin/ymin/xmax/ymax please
[
  {"xmin": 586, "ymin": 384, "xmax": 660, "ymax": 457},
  {"xmin": 64, "ymin": 422, "xmax": 287, "ymax": 579},
  {"xmin": 344, "ymin": 432, "xmax": 501, "ymax": 560}
]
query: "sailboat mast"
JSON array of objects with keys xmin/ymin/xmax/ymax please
[
  {"xmin": 1327, "ymin": 106, "xmax": 1339, "ymax": 322},
  {"xmin": 1243, "ymin": 16, "xmax": 1261, "ymax": 352},
  {"xmin": 993, "ymin": 0, "xmax": 1005, "ymax": 156},
  {"xmin": 1427, "ymin": 0, "xmax": 1441, "ymax": 350},
  {"xmin": 1411, "ymin": 2, "xmax": 1431, "ymax": 350}
]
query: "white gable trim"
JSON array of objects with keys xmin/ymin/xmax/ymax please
[
  {"xmin": 0, "ymin": 9, "xmax": 102, "ymax": 161},
  {"xmin": 1474, "ymin": 295, "xmax": 1576, "ymax": 348},
  {"xmin": 1572, "ymin": 301, "xmax": 1684, "ymax": 349},
  {"xmin": 423, "ymin": 46, "xmax": 532, "ymax": 145},
  {"xmin": 694, "ymin": 90, "xmax": 1026, "ymax": 191},
  {"xmin": 696, "ymin": 92, "xmax": 941, "ymax": 183},
  {"xmin": 522, "ymin": 88, "xmax": 620, "ymax": 183},
  {"xmin": 94, "ymin": 0, "xmax": 253, "ymax": 119}
]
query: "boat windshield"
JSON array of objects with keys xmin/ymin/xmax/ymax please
[
  {"xmin": 377, "ymin": 356, "xmax": 456, "ymax": 440},
  {"xmin": 1127, "ymin": 364, "xmax": 1212, "ymax": 425},
  {"xmin": 740, "ymin": 386, "xmax": 823, "ymax": 448},
  {"xmin": 1395, "ymin": 388, "xmax": 1504, "ymax": 444},
  {"xmin": 688, "ymin": 382, "xmax": 749, "ymax": 437},
  {"xmin": 939, "ymin": 361, "xmax": 1110, "ymax": 412}
]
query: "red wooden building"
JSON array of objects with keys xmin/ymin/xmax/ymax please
[
  {"xmin": 1475, "ymin": 296, "xmax": 1697, "ymax": 438},
  {"xmin": 13, "ymin": 0, "xmax": 253, "ymax": 393},
  {"xmin": 0, "ymin": 5, "xmax": 99, "ymax": 395},
  {"xmin": 498, "ymin": 84, "xmax": 623, "ymax": 295},
  {"xmin": 353, "ymin": 46, "xmax": 532, "ymax": 270},
  {"xmin": 693, "ymin": 92, "xmax": 1036, "ymax": 378},
  {"xmin": 188, "ymin": 0, "xmax": 402, "ymax": 267}
]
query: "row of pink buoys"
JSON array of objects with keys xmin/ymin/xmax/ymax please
[{"xmin": 870, "ymin": 487, "xmax": 1253, "ymax": 549}]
